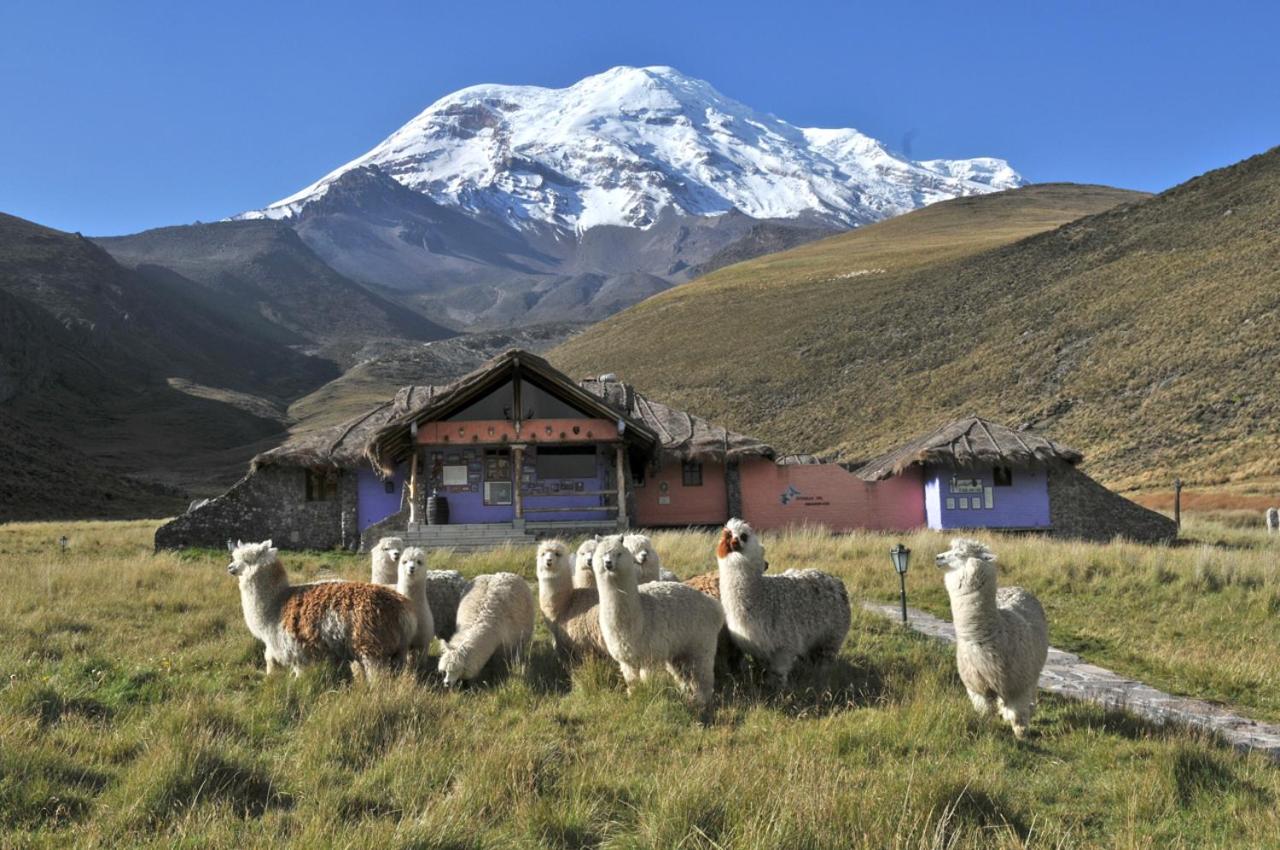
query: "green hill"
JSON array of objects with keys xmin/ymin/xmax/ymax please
[{"xmin": 551, "ymin": 155, "xmax": 1280, "ymax": 490}]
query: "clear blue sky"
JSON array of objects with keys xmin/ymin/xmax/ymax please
[{"xmin": 2, "ymin": 0, "xmax": 1277, "ymax": 235}]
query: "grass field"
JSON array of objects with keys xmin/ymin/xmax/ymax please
[{"xmin": 3, "ymin": 518, "xmax": 1279, "ymax": 848}]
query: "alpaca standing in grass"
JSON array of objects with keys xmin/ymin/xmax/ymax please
[
  {"xmin": 935, "ymin": 538, "xmax": 1049, "ymax": 739},
  {"xmin": 573, "ymin": 536, "xmax": 601, "ymax": 589},
  {"xmin": 396, "ymin": 547, "xmax": 434, "ymax": 669},
  {"xmin": 624, "ymin": 533, "xmax": 680, "ymax": 582},
  {"xmin": 535, "ymin": 539, "xmax": 608, "ymax": 659},
  {"xmin": 372, "ymin": 535, "xmax": 471, "ymax": 640},
  {"xmin": 1266, "ymin": 507, "xmax": 1279, "ymax": 535},
  {"xmin": 715, "ymin": 518, "xmax": 850, "ymax": 686},
  {"xmin": 592, "ymin": 535, "xmax": 724, "ymax": 708},
  {"xmin": 438, "ymin": 572, "xmax": 535, "ymax": 687},
  {"xmin": 228, "ymin": 540, "xmax": 415, "ymax": 679}
]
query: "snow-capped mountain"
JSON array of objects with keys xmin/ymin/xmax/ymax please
[{"xmin": 243, "ymin": 65, "xmax": 1021, "ymax": 232}]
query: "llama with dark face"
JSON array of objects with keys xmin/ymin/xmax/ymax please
[{"xmin": 936, "ymin": 538, "xmax": 1049, "ymax": 739}]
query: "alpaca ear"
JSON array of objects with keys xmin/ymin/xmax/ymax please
[{"xmin": 978, "ymin": 550, "xmax": 996, "ymax": 562}]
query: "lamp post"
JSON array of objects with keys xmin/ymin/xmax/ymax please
[{"xmin": 890, "ymin": 543, "xmax": 911, "ymax": 624}]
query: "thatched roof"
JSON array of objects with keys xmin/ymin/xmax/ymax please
[
  {"xmin": 254, "ymin": 386, "xmax": 440, "ymax": 470},
  {"xmin": 855, "ymin": 417, "xmax": 1083, "ymax": 482},
  {"xmin": 579, "ymin": 378, "xmax": 776, "ymax": 464},
  {"xmin": 364, "ymin": 350, "xmax": 660, "ymax": 476}
]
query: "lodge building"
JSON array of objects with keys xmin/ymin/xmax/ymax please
[{"xmin": 156, "ymin": 349, "xmax": 1176, "ymax": 551}]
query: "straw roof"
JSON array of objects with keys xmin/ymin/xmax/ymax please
[
  {"xmin": 364, "ymin": 350, "xmax": 660, "ymax": 475},
  {"xmin": 579, "ymin": 378, "xmax": 776, "ymax": 464},
  {"xmin": 254, "ymin": 386, "xmax": 440, "ymax": 470},
  {"xmin": 855, "ymin": 417, "xmax": 1083, "ymax": 482}
]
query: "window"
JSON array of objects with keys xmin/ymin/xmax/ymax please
[
  {"xmin": 993, "ymin": 466, "xmax": 1013, "ymax": 487},
  {"xmin": 384, "ymin": 480, "xmax": 396, "ymax": 495},
  {"xmin": 447, "ymin": 381, "xmax": 514, "ymax": 421},
  {"xmin": 535, "ymin": 446, "xmax": 597, "ymax": 479},
  {"xmin": 305, "ymin": 469, "xmax": 338, "ymax": 502},
  {"xmin": 484, "ymin": 450, "xmax": 513, "ymax": 506},
  {"xmin": 682, "ymin": 461, "xmax": 703, "ymax": 487},
  {"xmin": 632, "ymin": 463, "xmax": 646, "ymax": 488},
  {"xmin": 520, "ymin": 379, "xmax": 589, "ymax": 420}
]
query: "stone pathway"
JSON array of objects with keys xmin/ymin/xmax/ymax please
[{"xmin": 862, "ymin": 602, "xmax": 1280, "ymax": 762}]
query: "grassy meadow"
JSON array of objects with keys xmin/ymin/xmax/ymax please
[{"xmin": 2, "ymin": 517, "xmax": 1280, "ymax": 848}]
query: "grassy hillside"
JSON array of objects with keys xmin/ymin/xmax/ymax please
[
  {"xmin": 552, "ymin": 156, "xmax": 1280, "ymax": 490},
  {"xmin": 3, "ymin": 519, "xmax": 1279, "ymax": 847}
]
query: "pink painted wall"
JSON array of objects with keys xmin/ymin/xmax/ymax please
[
  {"xmin": 634, "ymin": 461, "xmax": 729, "ymax": 527},
  {"xmin": 739, "ymin": 459, "xmax": 925, "ymax": 532}
]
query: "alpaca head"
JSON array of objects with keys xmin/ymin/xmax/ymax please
[
  {"xmin": 397, "ymin": 546, "xmax": 427, "ymax": 586},
  {"xmin": 437, "ymin": 642, "xmax": 468, "ymax": 688},
  {"xmin": 623, "ymin": 533, "xmax": 657, "ymax": 567},
  {"xmin": 536, "ymin": 539, "xmax": 572, "ymax": 581},
  {"xmin": 935, "ymin": 538, "xmax": 997, "ymax": 594},
  {"xmin": 716, "ymin": 518, "xmax": 767, "ymax": 573},
  {"xmin": 372, "ymin": 536, "xmax": 404, "ymax": 582},
  {"xmin": 227, "ymin": 539, "xmax": 280, "ymax": 583},
  {"xmin": 592, "ymin": 534, "xmax": 639, "ymax": 588},
  {"xmin": 575, "ymin": 536, "xmax": 600, "ymax": 585}
]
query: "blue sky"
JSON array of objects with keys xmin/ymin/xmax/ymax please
[{"xmin": 2, "ymin": 0, "xmax": 1277, "ymax": 235}]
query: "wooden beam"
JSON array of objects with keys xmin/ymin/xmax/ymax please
[
  {"xmin": 512, "ymin": 444, "xmax": 525, "ymax": 520},
  {"xmin": 615, "ymin": 444, "xmax": 629, "ymax": 531},
  {"xmin": 408, "ymin": 449, "xmax": 419, "ymax": 525}
]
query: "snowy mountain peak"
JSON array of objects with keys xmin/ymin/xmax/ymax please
[{"xmin": 241, "ymin": 66, "xmax": 1023, "ymax": 231}]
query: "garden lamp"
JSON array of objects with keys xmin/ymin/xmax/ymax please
[{"xmin": 890, "ymin": 543, "xmax": 911, "ymax": 624}]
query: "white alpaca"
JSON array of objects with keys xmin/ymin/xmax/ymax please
[
  {"xmin": 396, "ymin": 547, "xmax": 434, "ymax": 668},
  {"xmin": 372, "ymin": 535, "xmax": 471, "ymax": 639},
  {"xmin": 535, "ymin": 539, "xmax": 608, "ymax": 659},
  {"xmin": 936, "ymin": 538, "xmax": 1049, "ymax": 739},
  {"xmin": 1266, "ymin": 507, "xmax": 1279, "ymax": 535},
  {"xmin": 592, "ymin": 535, "xmax": 724, "ymax": 708},
  {"xmin": 228, "ymin": 540, "xmax": 415, "ymax": 679},
  {"xmin": 715, "ymin": 519, "xmax": 850, "ymax": 686},
  {"xmin": 438, "ymin": 572, "xmax": 534, "ymax": 687},
  {"xmin": 623, "ymin": 533, "xmax": 679, "ymax": 583},
  {"xmin": 573, "ymin": 536, "xmax": 601, "ymax": 589}
]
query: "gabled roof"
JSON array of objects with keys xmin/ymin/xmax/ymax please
[
  {"xmin": 255, "ymin": 386, "xmax": 441, "ymax": 470},
  {"xmin": 364, "ymin": 349, "xmax": 659, "ymax": 475},
  {"xmin": 854, "ymin": 417, "xmax": 1083, "ymax": 482},
  {"xmin": 580, "ymin": 377, "xmax": 775, "ymax": 463}
]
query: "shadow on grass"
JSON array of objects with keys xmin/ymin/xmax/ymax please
[
  {"xmin": 1172, "ymin": 747, "xmax": 1273, "ymax": 806},
  {"xmin": 932, "ymin": 782, "xmax": 1030, "ymax": 843},
  {"xmin": 716, "ymin": 654, "xmax": 892, "ymax": 719}
]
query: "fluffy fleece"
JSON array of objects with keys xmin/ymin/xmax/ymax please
[
  {"xmin": 623, "ymin": 533, "xmax": 679, "ymax": 582},
  {"xmin": 592, "ymin": 535, "xmax": 724, "ymax": 708},
  {"xmin": 438, "ymin": 572, "xmax": 534, "ymax": 686},
  {"xmin": 535, "ymin": 539, "xmax": 608, "ymax": 659},
  {"xmin": 372, "ymin": 535, "xmax": 471, "ymax": 639},
  {"xmin": 715, "ymin": 519, "xmax": 850, "ymax": 686},
  {"xmin": 396, "ymin": 547, "xmax": 435, "ymax": 667},
  {"xmin": 1266, "ymin": 507, "xmax": 1279, "ymax": 534},
  {"xmin": 229, "ymin": 540, "xmax": 415, "ymax": 678},
  {"xmin": 936, "ymin": 538, "xmax": 1049, "ymax": 738},
  {"xmin": 573, "ymin": 536, "xmax": 601, "ymax": 589}
]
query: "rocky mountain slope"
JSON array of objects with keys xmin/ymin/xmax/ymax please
[{"xmin": 235, "ymin": 65, "xmax": 1022, "ymax": 326}]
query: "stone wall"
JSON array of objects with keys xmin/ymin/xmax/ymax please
[
  {"xmin": 1048, "ymin": 463, "xmax": 1177, "ymax": 544},
  {"xmin": 155, "ymin": 465, "xmax": 358, "ymax": 551}
]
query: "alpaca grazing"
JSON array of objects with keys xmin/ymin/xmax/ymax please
[
  {"xmin": 624, "ymin": 533, "xmax": 680, "ymax": 582},
  {"xmin": 228, "ymin": 540, "xmax": 416, "ymax": 679},
  {"xmin": 372, "ymin": 535, "xmax": 471, "ymax": 639},
  {"xmin": 573, "ymin": 536, "xmax": 601, "ymax": 589},
  {"xmin": 592, "ymin": 535, "xmax": 724, "ymax": 708},
  {"xmin": 535, "ymin": 539, "xmax": 608, "ymax": 659},
  {"xmin": 397, "ymin": 547, "xmax": 434, "ymax": 668},
  {"xmin": 715, "ymin": 519, "xmax": 850, "ymax": 686},
  {"xmin": 935, "ymin": 538, "xmax": 1049, "ymax": 739},
  {"xmin": 1266, "ymin": 507, "xmax": 1279, "ymax": 535},
  {"xmin": 438, "ymin": 572, "xmax": 535, "ymax": 687}
]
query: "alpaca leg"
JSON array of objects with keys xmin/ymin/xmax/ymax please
[
  {"xmin": 693, "ymin": 648, "xmax": 716, "ymax": 708},
  {"xmin": 619, "ymin": 663, "xmax": 640, "ymax": 692},
  {"xmin": 264, "ymin": 651, "xmax": 277, "ymax": 675},
  {"xmin": 966, "ymin": 688, "xmax": 993, "ymax": 716}
]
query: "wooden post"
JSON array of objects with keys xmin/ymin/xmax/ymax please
[
  {"xmin": 615, "ymin": 444, "xmax": 629, "ymax": 530},
  {"xmin": 512, "ymin": 444, "xmax": 525, "ymax": 521},
  {"xmin": 1174, "ymin": 478, "xmax": 1183, "ymax": 531},
  {"xmin": 408, "ymin": 450, "xmax": 419, "ymax": 525}
]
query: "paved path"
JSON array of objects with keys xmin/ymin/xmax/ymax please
[{"xmin": 862, "ymin": 602, "xmax": 1280, "ymax": 762}]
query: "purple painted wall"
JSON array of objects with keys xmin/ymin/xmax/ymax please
[
  {"xmin": 418, "ymin": 445, "xmax": 609, "ymax": 524},
  {"xmin": 924, "ymin": 464, "xmax": 1051, "ymax": 530},
  {"xmin": 357, "ymin": 465, "xmax": 405, "ymax": 531}
]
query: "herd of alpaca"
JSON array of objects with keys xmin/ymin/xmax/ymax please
[{"xmin": 227, "ymin": 524, "xmax": 1051, "ymax": 735}]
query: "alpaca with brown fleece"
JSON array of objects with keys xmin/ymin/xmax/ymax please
[
  {"xmin": 229, "ymin": 540, "xmax": 416, "ymax": 679},
  {"xmin": 536, "ymin": 539, "xmax": 608, "ymax": 660}
]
